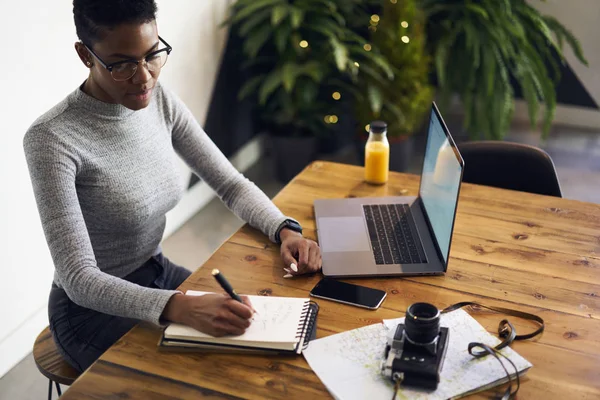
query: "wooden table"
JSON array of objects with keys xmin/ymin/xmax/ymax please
[{"xmin": 63, "ymin": 161, "xmax": 600, "ymax": 399}]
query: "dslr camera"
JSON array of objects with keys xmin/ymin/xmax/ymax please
[{"xmin": 381, "ymin": 302, "xmax": 449, "ymax": 390}]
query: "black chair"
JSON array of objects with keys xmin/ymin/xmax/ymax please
[{"xmin": 458, "ymin": 141, "xmax": 563, "ymax": 197}]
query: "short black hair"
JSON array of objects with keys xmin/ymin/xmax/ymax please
[{"xmin": 73, "ymin": 0, "xmax": 158, "ymax": 46}]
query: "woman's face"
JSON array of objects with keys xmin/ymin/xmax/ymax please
[{"xmin": 76, "ymin": 21, "xmax": 161, "ymax": 110}]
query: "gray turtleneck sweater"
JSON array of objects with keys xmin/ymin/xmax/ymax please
[{"xmin": 24, "ymin": 82, "xmax": 291, "ymax": 325}]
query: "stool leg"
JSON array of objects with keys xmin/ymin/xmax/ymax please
[
  {"xmin": 55, "ymin": 382, "xmax": 62, "ymax": 396},
  {"xmin": 48, "ymin": 379, "xmax": 52, "ymax": 400}
]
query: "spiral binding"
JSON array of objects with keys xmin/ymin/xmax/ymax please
[{"xmin": 295, "ymin": 301, "xmax": 320, "ymax": 353}]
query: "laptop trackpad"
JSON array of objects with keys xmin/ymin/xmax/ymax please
[{"xmin": 318, "ymin": 217, "xmax": 370, "ymax": 253}]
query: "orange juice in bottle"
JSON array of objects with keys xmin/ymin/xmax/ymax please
[{"xmin": 364, "ymin": 121, "xmax": 390, "ymax": 184}]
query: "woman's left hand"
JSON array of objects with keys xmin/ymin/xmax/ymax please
[{"xmin": 279, "ymin": 229, "xmax": 321, "ymax": 278}]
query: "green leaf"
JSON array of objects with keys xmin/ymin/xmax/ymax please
[
  {"xmin": 422, "ymin": 4, "xmax": 457, "ymax": 18},
  {"xmin": 369, "ymin": 53, "xmax": 394, "ymax": 80},
  {"xmin": 290, "ymin": 8, "xmax": 305, "ymax": 29},
  {"xmin": 308, "ymin": 17, "xmax": 344, "ymax": 37},
  {"xmin": 282, "ymin": 63, "xmax": 297, "ymax": 92},
  {"xmin": 271, "ymin": 5, "xmax": 288, "ymax": 26},
  {"xmin": 483, "ymin": 46, "xmax": 496, "ymax": 96},
  {"xmin": 520, "ymin": 75, "xmax": 540, "ymax": 129},
  {"xmin": 303, "ymin": 1, "xmax": 345, "ymax": 25},
  {"xmin": 299, "ymin": 80, "xmax": 319, "ymax": 105},
  {"xmin": 259, "ymin": 70, "xmax": 283, "ymax": 105},
  {"xmin": 435, "ymin": 43, "xmax": 449, "ymax": 87},
  {"xmin": 274, "ymin": 24, "xmax": 292, "ymax": 54},
  {"xmin": 238, "ymin": 8, "xmax": 271, "ymax": 36},
  {"xmin": 385, "ymin": 102, "xmax": 406, "ymax": 128},
  {"xmin": 504, "ymin": 19, "xmax": 526, "ymax": 41},
  {"xmin": 240, "ymin": 56, "xmax": 272, "ymax": 70},
  {"xmin": 466, "ymin": 4, "xmax": 489, "ymax": 20},
  {"xmin": 243, "ymin": 24, "xmax": 272, "ymax": 58},
  {"xmin": 330, "ymin": 37, "xmax": 348, "ymax": 71},
  {"xmin": 502, "ymin": 0, "xmax": 513, "ymax": 16},
  {"xmin": 358, "ymin": 63, "xmax": 389, "ymax": 86},
  {"xmin": 227, "ymin": 0, "xmax": 283, "ymax": 25},
  {"xmin": 433, "ymin": 26, "xmax": 460, "ymax": 88},
  {"xmin": 306, "ymin": 25, "xmax": 338, "ymax": 40},
  {"xmin": 299, "ymin": 61, "xmax": 325, "ymax": 82},
  {"xmin": 493, "ymin": 47, "xmax": 510, "ymax": 87},
  {"xmin": 311, "ymin": 0, "xmax": 337, "ymax": 12},
  {"xmin": 327, "ymin": 10, "xmax": 346, "ymax": 26},
  {"xmin": 329, "ymin": 79, "xmax": 364, "ymax": 102},
  {"xmin": 464, "ymin": 21, "xmax": 481, "ymax": 69},
  {"xmin": 238, "ymin": 75, "xmax": 264, "ymax": 100},
  {"xmin": 367, "ymin": 85, "xmax": 383, "ymax": 116},
  {"xmin": 501, "ymin": 86, "xmax": 515, "ymax": 139},
  {"xmin": 544, "ymin": 16, "xmax": 588, "ymax": 65},
  {"xmin": 344, "ymin": 30, "xmax": 370, "ymax": 47}
]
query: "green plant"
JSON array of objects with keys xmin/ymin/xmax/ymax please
[
  {"xmin": 421, "ymin": 0, "xmax": 587, "ymax": 140},
  {"xmin": 223, "ymin": 0, "xmax": 393, "ymax": 137},
  {"xmin": 353, "ymin": 0, "xmax": 434, "ymax": 140}
]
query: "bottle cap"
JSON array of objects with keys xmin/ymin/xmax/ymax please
[{"xmin": 370, "ymin": 120, "xmax": 387, "ymax": 134}]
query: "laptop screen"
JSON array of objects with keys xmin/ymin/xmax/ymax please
[{"xmin": 419, "ymin": 105, "xmax": 464, "ymax": 265}]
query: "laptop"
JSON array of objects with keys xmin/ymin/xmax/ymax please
[{"xmin": 314, "ymin": 103, "xmax": 464, "ymax": 277}]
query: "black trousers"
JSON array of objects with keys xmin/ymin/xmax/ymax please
[{"xmin": 48, "ymin": 253, "xmax": 191, "ymax": 372}]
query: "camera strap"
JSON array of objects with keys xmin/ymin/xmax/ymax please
[
  {"xmin": 441, "ymin": 301, "xmax": 545, "ymax": 352},
  {"xmin": 440, "ymin": 302, "xmax": 545, "ymax": 400}
]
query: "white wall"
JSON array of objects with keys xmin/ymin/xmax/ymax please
[{"xmin": 0, "ymin": 0, "xmax": 235, "ymax": 377}]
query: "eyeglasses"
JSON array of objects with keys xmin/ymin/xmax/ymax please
[{"xmin": 84, "ymin": 36, "xmax": 172, "ymax": 81}]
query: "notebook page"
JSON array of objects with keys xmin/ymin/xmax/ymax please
[{"xmin": 165, "ymin": 291, "xmax": 308, "ymax": 345}]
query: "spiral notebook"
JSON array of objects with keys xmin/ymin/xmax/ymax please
[{"xmin": 160, "ymin": 290, "xmax": 319, "ymax": 354}]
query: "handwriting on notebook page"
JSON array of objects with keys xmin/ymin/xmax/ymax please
[
  {"xmin": 245, "ymin": 295, "xmax": 307, "ymax": 341},
  {"xmin": 181, "ymin": 291, "xmax": 308, "ymax": 343},
  {"xmin": 254, "ymin": 300, "xmax": 295, "ymax": 330}
]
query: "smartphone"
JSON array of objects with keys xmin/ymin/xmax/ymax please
[{"xmin": 309, "ymin": 278, "xmax": 387, "ymax": 309}]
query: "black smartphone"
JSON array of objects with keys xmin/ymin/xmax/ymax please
[{"xmin": 309, "ymin": 278, "xmax": 387, "ymax": 309}]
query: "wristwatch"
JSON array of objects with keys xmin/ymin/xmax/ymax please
[{"xmin": 275, "ymin": 219, "xmax": 303, "ymax": 244}]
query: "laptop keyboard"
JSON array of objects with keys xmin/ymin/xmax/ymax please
[{"xmin": 363, "ymin": 204, "xmax": 427, "ymax": 265}]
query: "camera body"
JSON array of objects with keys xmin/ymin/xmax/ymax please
[{"xmin": 381, "ymin": 303, "xmax": 449, "ymax": 390}]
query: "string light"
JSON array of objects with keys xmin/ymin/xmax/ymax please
[
  {"xmin": 401, "ymin": 21, "xmax": 409, "ymax": 28},
  {"xmin": 332, "ymin": 92, "xmax": 341, "ymax": 100},
  {"xmin": 365, "ymin": 124, "xmax": 371, "ymax": 132},
  {"xmin": 401, "ymin": 36, "xmax": 410, "ymax": 43},
  {"xmin": 299, "ymin": 40, "xmax": 309, "ymax": 48},
  {"xmin": 324, "ymin": 115, "xmax": 339, "ymax": 124},
  {"xmin": 363, "ymin": 44, "xmax": 372, "ymax": 51},
  {"xmin": 371, "ymin": 14, "xmax": 380, "ymax": 23},
  {"xmin": 354, "ymin": 61, "xmax": 360, "ymax": 67}
]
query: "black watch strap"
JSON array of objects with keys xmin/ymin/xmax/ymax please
[{"xmin": 275, "ymin": 219, "xmax": 303, "ymax": 244}]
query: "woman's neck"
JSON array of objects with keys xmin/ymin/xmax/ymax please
[{"xmin": 82, "ymin": 76, "xmax": 117, "ymax": 104}]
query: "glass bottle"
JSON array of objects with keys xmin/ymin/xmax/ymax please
[{"xmin": 364, "ymin": 121, "xmax": 390, "ymax": 184}]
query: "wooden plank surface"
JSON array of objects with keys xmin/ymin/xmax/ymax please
[
  {"xmin": 62, "ymin": 161, "xmax": 600, "ymax": 399},
  {"xmin": 33, "ymin": 327, "xmax": 80, "ymax": 386}
]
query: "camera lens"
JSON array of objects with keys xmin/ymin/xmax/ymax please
[{"xmin": 405, "ymin": 303, "xmax": 441, "ymax": 344}]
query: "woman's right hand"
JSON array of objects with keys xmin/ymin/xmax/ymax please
[{"xmin": 162, "ymin": 293, "xmax": 254, "ymax": 337}]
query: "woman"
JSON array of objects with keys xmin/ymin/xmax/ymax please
[{"xmin": 24, "ymin": 0, "xmax": 321, "ymax": 372}]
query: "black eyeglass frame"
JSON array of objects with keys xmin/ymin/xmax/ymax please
[{"xmin": 84, "ymin": 36, "xmax": 173, "ymax": 80}]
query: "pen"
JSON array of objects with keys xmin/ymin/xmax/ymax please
[{"xmin": 212, "ymin": 269, "xmax": 257, "ymax": 314}]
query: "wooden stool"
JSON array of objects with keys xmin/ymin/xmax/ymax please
[{"xmin": 33, "ymin": 327, "xmax": 80, "ymax": 399}]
